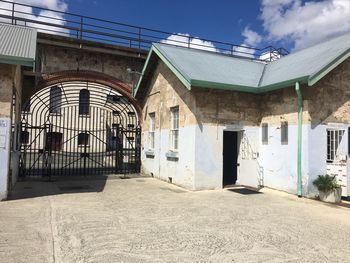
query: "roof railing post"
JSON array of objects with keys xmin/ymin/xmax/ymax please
[
  {"xmin": 80, "ymin": 16, "xmax": 83, "ymax": 40},
  {"xmin": 11, "ymin": 2, "xmax": 15, "ymax": 25},
  {"xmin": 138, "ymin": 27, "xmax": 141, "ymax": 52}
]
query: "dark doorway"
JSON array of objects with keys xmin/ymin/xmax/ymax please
[{"xmin": 223, "ymin": 131, "xmax": 238, "ymax": 187}]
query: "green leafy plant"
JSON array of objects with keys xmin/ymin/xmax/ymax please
[{"xmin": 313, "ymin": 175, "xmax": 340, "ymax": 192}]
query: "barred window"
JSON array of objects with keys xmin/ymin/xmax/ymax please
[
  {"xmin": 262, "ymin": 123, "xmax": 268, "ymax": 144},
  {"xmin": 79, "ymin": 89, "xmax": 90, "ymax": 115},
  {"xmin": 45, "ymin": 132, "xmax": 63, "ymax": 151},
  {"xmin": 327, "ymin": 129, "xmax": 344, "ymax": 162},
  {"xmin": 148, "ymin": 113, "xmax": 155, "ymax": 150},
  {"xmin": 170, "ymin": 107, "xmax": 179, "ymax": 151},
  {"xmin": 281, "ymin": 121, "xmax": 288, "ymax": 144},
  {"xmin": 78, "ymin": 133, "xmax": 89, "ymax": 146},
  {"xmin": 49, "ymin": 86, "xmax": 62, "ymax": 114}
]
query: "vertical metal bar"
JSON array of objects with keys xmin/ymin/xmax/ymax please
[
  {"xmin": 80, "ymin": 16, "xmax": 83, "ymax": 40},
  {"xmin": 11, "ymin": 2, "xmax": 15, "ymax": 25},
  {"xmin": 138, "ymin": 28, "xmax": 141, "ymax": 52}
]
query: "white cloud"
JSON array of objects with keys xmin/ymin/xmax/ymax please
[
  {"xmin": 233, "ymin": 26, "xmax": 262, "ymax": 58},
  {"xmin": 260, "ymin": 0, "xmax": 350, "ymax": 50},
  {"xmin": 0, "ymin": 0, "xmax": 68, "ymax": 35},
  {"xmin": 161, "ymin": 33, "xmax": 217, "ymax": 52}
]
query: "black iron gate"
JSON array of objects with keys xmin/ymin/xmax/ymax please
[{"xmin": 19, "ymin": 81, "xmax": 141, "ymax": 178}]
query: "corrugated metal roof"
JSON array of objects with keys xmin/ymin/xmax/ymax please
[
  {"xmin": 261, "ymin": 32, "xmax": 350, "ymax": 87},
  {"xmin": 135, "ymin": 32, "xmax": 350, "ymax": 96},
  {"xmin": 0, "ymin": 23, "xmax": 37, "ymax": 67},
  {"xmin": 154, "ymin": 43, "xmax": 265, "ymax": 89}
]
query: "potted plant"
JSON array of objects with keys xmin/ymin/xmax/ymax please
[{"xmin": 313, "ymin": 175, "xmax": 342, "ymax": 203}]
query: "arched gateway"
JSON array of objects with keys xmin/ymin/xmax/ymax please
[{"xmin": 19, "ymin": 76, "xmax": 141, "ymax": 178}]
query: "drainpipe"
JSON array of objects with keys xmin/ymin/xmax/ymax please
[{"xmin": 295, "ymin": 82, "xmax": 302, "ymax": 197}]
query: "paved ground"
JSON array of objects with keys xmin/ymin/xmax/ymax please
[{"xmin": 0, "ymin": 176, "xmax": 350, "ymax": 263}]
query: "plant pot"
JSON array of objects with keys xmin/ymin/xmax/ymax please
[{"xmin": 319, "ymin": 188, "xmax": 342, "ymax": 203}]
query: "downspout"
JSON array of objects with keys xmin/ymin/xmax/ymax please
[{"xmin": 295, "ymin": 82, "xmax": 303, "ymax": 197}]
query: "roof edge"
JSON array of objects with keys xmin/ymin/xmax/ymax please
[
  {"xmin": 0, "ymin": 54, "xmax": 35, "ymax": 67},
  {"xmin": 191, "ymin": 79, "xmax": 258, "ymax": 93},
  {"xmin": 308, "ymin": 48, "xmax": 350, "ymax": 86}
]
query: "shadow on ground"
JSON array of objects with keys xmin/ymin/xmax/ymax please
[{"xmin": 8, "ymin": 174, "xmax": 141, "ymax": 201}]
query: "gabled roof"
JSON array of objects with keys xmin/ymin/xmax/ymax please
[
  {"xmin": 0, "ymin": 23, "xmax": 37, "ymax": 67},
  {"xmin": 134, "ymin": 32, "xmax": 350, "ymax": 98}
]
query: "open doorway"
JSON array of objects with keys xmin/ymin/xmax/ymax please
[{"xmin": 223, "ymin": 131, "xmax": 238, "ymax": 187}]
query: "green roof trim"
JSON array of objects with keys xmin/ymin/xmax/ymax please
[
  {"xmin": 134, "ymin": 32, "xmax": 350, "ymax": 98},
  {"xmin": 0, "ymin": 54, "xmax": 35, "ymax": 67},
  {"xmin": 191, "ymin": 79, "xmax": 258, "ymax": 93},
  {"xmin": 133, "ymin": 45, "xmax": 191, "ymax": 97},
  {"xmin": 152, "ymin": 46, "xmax": 192, "ymax": 89},
  {"xmin": 308, "ymin": 49, "xmax": 350, "ymax": 86}
]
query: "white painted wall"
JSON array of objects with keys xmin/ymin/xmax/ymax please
[
  {"xmin": 0, "ymin": 117, "xmax": 11, "ymax": 200},
  {"xmin": 259, "ymin": 124, "xmax": 310, "ymax": 195},
  {"xmin": 308, "ymin": 123, "xmax": 349, "ymax": 197},
  {"xmin": 142, "ymin": 121, "xmax": 350, "ymax": 197},
  {"xmin": 141, "ymin": 125, "xmax": 196, "ymax": 189},
  {"xmin": 193, "ymin": 124, "xmax": 261, "ymax": 190}
]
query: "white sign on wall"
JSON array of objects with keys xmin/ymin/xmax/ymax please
[{"xmin": 0, "ymin": 135, "xmax": 5, "ymax": 148}]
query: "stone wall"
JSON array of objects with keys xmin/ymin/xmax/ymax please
[
  {"xmin": 37, "ymin": 44, "xmax": 144, "ymax": 85},
  {"xmin": 141, "ymin": 61, "xmax": 196, "ymax": 189},
  {"xmin": 0, "ymin": 64, "xmax": 14, "ymax": 118}
]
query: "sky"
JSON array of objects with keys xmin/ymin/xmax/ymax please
[{"xmin": 1, "ymin": 0, "xmax": 350, "ymax": 55}]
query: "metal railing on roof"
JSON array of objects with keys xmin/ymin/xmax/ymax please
[{"xmin": 0, "ymin": 0, "xmax": 288, "ymax": 61}]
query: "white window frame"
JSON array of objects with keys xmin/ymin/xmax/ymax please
[
  {"xmin": 148, "ymin": 113, "xmax": 155, "ymax": 151},
  {"xmin": 170, "ymin": 107, "xmax": 179, "ymax": 152},
  {"xmin": 327, "ymin": 129, "xmax": 345, "ymax": 163}
]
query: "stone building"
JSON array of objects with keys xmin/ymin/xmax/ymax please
[
  {"xmin": 0, "ymin": 24, "xmax": 36, "ymax": 200},
  {"xmin": 134, "ymin": 33, "xmax": 350, "ymax": 198}
]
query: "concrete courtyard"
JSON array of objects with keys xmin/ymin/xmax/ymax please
[{"xmin": 0, "ymin": 176, "xmax": 350, "ymax": 263}]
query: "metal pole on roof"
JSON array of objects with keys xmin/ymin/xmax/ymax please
[{"xmin": 295, "ymin": 81, "xmax": 303, "ymax": 197}]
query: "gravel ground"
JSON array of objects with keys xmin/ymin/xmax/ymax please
[{"xmin": 0, "ymin": 177, "xmax": 350, "ymax": 263}]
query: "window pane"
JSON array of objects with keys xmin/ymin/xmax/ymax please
[
  {"xmin": 262, "ymin": 123, "xmax": 268, "ymax": 144},
  {"xmin": 79, "ymin": 89, "xmax": 90, "ymax": 115},
  {"xmin": 45, "ymin": 132, "xmax": 63, "ymax": 151},
  {"xmin": 281, "ymin": 121, "xmax": 288, "ymax": 144},
  {"xmin": 78, "ymin": 133, "xmax": 89, "ymax": 146},
  {"xmin": 49, "ymin": 86, "xmax": 62, "ymax": 113}
]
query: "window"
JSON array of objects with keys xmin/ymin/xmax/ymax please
[
  {"xmin": 79, "ymin": 89, "xmax": 90, "ymax": 115},
  {"xmin": 262, "ymin": 123, "xmax": 268, "ymax": 144},
  {"xmin": 148, "ymin": 113, "xmax": 155, "ymax": 150},
  {"xmin": 49, "ymin": 86, "xmax": 62, "ymax": 114},
  {"xmin": 45, "ymin": 132, "xmax": 63, "ymax": 151},
  {"xmin": 281, "ymin": 121, "xmax": 288, "ymax": 144},
  {"xmin": 170, "ymin": 107, "xmax": 179, "ymax": 151},
  {"xmin": 20, "ymin": 130, "xmax": 29, "ymax": 144},
  {"xmin": 327, "ymin": 129, "xmax": 345, "ymax": 162},
  {"xmin": 78, "ymin": 133, "xmax": 89, "ymax": 146}
]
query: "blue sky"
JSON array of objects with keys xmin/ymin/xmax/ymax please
[
  {"xmin": 1, "ymin": 0, "xmax": 350, "ymax": 55},
  {"xmin": 66, "ymin": 0, "xmax": 350, "ymax": 53},
  {"xmin": 69, "ymin": 0, "xmax": 263, "ymax": 47}
]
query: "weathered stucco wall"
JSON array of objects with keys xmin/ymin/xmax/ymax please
[
  {"xmin": 192, "ymin": 88, "xmax": 261, "ymax": 126},
  {"xmin": 141, "ymin": 61, "xmax": 197, "ymax": 189}
]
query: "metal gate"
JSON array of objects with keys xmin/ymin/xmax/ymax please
[{"xmin": 19, "ymin": 81, "xmax": 141, "ymax": 178}]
